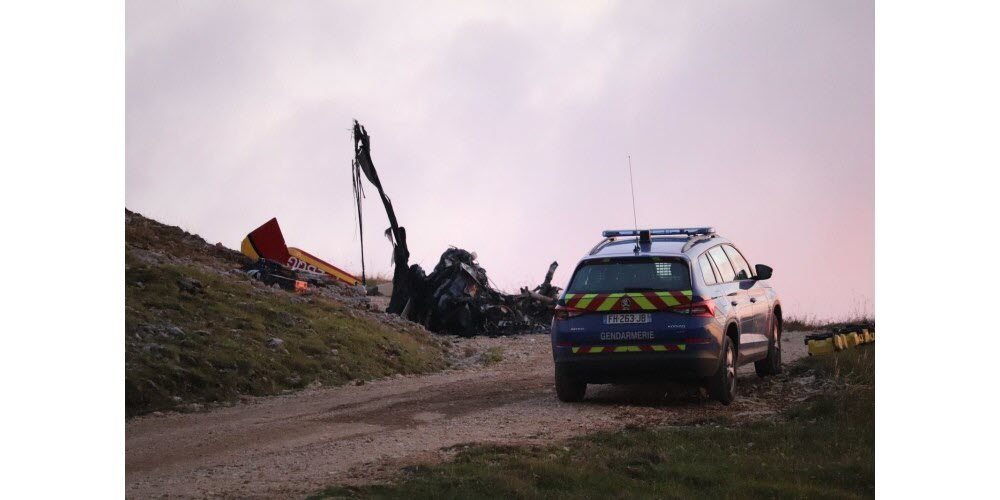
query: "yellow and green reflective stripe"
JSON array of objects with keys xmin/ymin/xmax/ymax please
[
  {"xmin": 574, "ymin": 293, "xmax": 599, "ymax": 309},
  {"xmin": 630, "ymin": 294, "xmax": 656, "ymax": 310},
  {"xmin": 596, "ymin": 297, "xmax": 616, "ymax": 311},
  {"xmin": 565, "ymin": 290, "xmax": 694, "ymax": 310}
]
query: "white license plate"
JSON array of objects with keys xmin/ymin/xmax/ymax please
[{"xmin": 604, "ymin": 313, "xmax": 652, "ymax": 325}]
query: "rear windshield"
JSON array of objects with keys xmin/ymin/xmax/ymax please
[{"xmin": 567, "ymin": 257, "xmax": 691, "ymax": 293}]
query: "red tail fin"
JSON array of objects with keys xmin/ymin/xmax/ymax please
[{"xmin": 240, "ymin": 218, "xmax": 360, "ymax": 286}]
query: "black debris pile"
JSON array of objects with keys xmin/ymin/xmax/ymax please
[
  {"xmin": 243, "ymin": 259, "xmax": 302, "ymax": 290},
  {"xmin": 242, "ymin": 258, "xmax": 358, "ymax": 293},
  {"xmin": 241, "ymin": 258, "xmax": 375, "ymax": 312},
  {"xmin": 397, "ymin": 249, "xmax": 560, "ymax": 337}
]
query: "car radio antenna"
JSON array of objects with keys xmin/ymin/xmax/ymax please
[{"xmin": 627, "ymin": 155, "xmax": 640, "ymax": 252}]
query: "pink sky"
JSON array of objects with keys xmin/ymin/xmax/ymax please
[{"xmin": 126, "ymin": 0, "xmax": 873, "ymax": 321}]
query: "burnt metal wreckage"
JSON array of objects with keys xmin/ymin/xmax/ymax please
[{"xmin": 352, "ymin": 120, "xmax": 560, "ymax": 337}]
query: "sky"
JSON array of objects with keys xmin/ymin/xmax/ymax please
[{"xmin": 126, "ymin": 0, "xmax": 874, "ymax": 321}]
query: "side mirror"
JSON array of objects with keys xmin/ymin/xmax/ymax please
[{"xmin": 755, "ymin": 264, "xmax": 773, "ymax": 280}]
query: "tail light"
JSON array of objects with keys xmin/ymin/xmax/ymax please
[
  {"xmin": 553, "ymin": 305, "xmax": 585, "ymax": 321},
  {"xmin": 671, "ymin": 300, "xmax": 716, "ymax": 318}
]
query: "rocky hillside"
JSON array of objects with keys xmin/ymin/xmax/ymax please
[{"xmin": 125, "ymin": 209, "xmax": 449, "ymax": 416}]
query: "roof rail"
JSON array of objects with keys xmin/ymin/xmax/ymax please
[
  {"xmin": 681, "ymin": 233, "xmax": 718, "ymax": 252},
  {"xmin": 588, "ymin": 227, "xmax": 719, "ymax": 256},
  {"xmin": 587, "ymin": 237, "xmax": 616, "ymax": 255},
  {"xmin": 602, "ymin": 227, "xmax": 714, "ymax": 238}
]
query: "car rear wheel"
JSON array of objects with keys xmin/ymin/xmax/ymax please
[
  {"xmin": 554, "ymin": 365, "xmax": 586, "ymax": 402},
  {"xmin": 708, "ymin": 336, "xmax": 736, "ymax": 405},
  {"xmin": 755, "ymin": 317, "xmax": 783, "ymax": 377}
]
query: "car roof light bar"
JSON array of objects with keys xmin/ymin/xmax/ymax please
[{"xmin": 602, "ymin": 227, "xmax": 715, "ymax": 238}]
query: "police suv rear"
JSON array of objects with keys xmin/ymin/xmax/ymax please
[{"xmin": 550, "ymin": 228, "xmax": 782, "ymax": 404}]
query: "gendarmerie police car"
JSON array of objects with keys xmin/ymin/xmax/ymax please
[{"xmin": 550, "ymin": 228, "xmax": 781, "ymax": 404}]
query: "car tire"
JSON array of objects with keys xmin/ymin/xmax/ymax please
[
  {"xmin": 708, "ymin": 336, "xmax": 736, "ymax": 405},
  {"xmin": 755, "ymin": 317, "xmax": 783, "ymax": 377},
  {"xmin": 554, "ymin": 365, "xmax": 586, "ymax": 402}
]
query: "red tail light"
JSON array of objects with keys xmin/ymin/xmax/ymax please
[
  {"xmin": 553, "ymin": 305, "xmax": 585, "ymax": 321},
  {"xmin": 671, "ymin": 300, "xmax": 716, "ymax": 318}
]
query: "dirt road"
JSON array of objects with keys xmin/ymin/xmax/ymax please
[{"xmin": 126, "ymin": 331, "xmax": 814, "ymax": 499}]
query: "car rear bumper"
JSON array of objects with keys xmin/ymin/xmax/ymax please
[{"xmin": 553, "ymin": 346, "xmax": 720, "ymax": 382}]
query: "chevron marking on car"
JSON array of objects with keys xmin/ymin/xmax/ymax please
[
  {"xmin": 571, "ymin": 344, "xmax": 687, "ymax": 354},
  {"xmin": 562, "ymin": 291, "xmax": 693, "ymax": 311}
]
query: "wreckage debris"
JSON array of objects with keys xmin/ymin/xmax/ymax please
[
  {"xmin": 233, "ymin": 121, "xmax": 560, "ymax": 338},
  {"xmin": 351, "ymin": 119, "xmax": 561, "ymax": 337},
  {"xmin": 243, "ymin": 258, "xmax": 312, "ymax": 292},
  {"xmin": 396, "ymin": 247, "xmax": 559, "ymax": 337},
  {"xmin": 533, "ymin": 261, "xmax": 561, "ymax": 299},
  {"xmin": 241, "ymin": 257, "xmax": 380, "ymax": 316},
  {"xmin": 241, "ymin": 218, "xmax": 361, "ymax": 286},
  {"xmin": 352, "ymin": 120, "xmax": 413, "ymax": 314}
]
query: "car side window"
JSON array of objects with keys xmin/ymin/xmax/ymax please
[
  {"xmin": 707, "ymin": 254, "xmax": 723, "ymax": 282},
  {"xmin": 707, "ymin": 246, "xmax": 737, "ymax": 282},
  {"xmin": 723, "ymin": 245, "xmax": 753, "ymax": 280},
  {"xmin": 697, "ymin": 254, "xmax": 717, "ymax": 285}
]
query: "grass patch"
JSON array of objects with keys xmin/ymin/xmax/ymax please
[
  {"xmin": 125, "ymin": 210, "xmax": 449, "ymax": 417},
  {"xmin": 784, "ymin": 314, "xmax": 829, "ymax": 331},
  {"xmin": 479, "ymin": 347, "xmax": 504, "ymax": 365},
  {"xmin": 795, "ymin": 342, "xmax": 874, "ymax": 387},
  {"xmin": 312, "ymin": 348, "xmax": 874, "ymax": 499},
  {"xmin": 784, "ymin": 311, "xmax": 874, "ymax": 332}
]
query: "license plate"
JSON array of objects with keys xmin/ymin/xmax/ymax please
[{"xmin": 604, "ymin": 313, "xmax": 652, "ymax": 325}]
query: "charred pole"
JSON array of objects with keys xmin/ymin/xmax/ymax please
[
  {"xmin": 352, "ymin": 120, "xmax": 411, "ymax": 313},
  {"xmin": 351, "ymin": 139, "xmax": 367, "ymax": 285}
]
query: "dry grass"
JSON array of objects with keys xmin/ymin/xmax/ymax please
[
  {"xmin": 784, "ymin": 314, "xmax": 874, "ymax": 332},
  {"xmin": 478, "ymin": 346, "xmax": 504, "ymax": 366},
  {"xmin": 361, "ymin": 271, "xmax": 394, "ymax": 286},
  {"xmin": 312, "ymin": 347, "xmax": 875, "ymax": 499},
  {"xmin": 125, "ymin": 209, "xmax": 449, "ymax": 416},
  {"xmin": 784, "ymin": 295, "xmax": 874, "ymax": 331}
]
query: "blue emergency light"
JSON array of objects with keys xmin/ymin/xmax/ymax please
[{"xmin": 602, "ymin": 227, "xmax": 715, "ymax": 238}]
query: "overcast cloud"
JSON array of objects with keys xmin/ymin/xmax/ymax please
[{"xmin": 126, "ymin": 0, "xmax": 873, "ymax": 320}]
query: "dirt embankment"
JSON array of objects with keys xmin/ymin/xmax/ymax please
[
  {"xmin": 125, "ymin": 209, "xmax": 450, "ymax": 416},
  {"xmin": 126, "ymin": 331, "xmax": 819, "ymax": 499}
]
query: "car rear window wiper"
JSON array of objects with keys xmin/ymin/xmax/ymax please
[{"xmin": 623, "ymin": 287, "xmax": 657, "ymax": 292}]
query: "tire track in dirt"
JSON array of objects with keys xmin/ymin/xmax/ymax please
[{"xmin": 126, "ymin": 332, "xmax": 812, "ymax": 499}]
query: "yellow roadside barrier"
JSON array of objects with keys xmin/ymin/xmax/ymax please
[
  {"xmin": 865, "ymin": 329, "xmax": 875, "ymax": 343},
  {"xmin": 803, "ymin": 324, "xmax": 874, "ymax": 356},
  {"xmin": 833, "ymin": 334, "xmax": 847, "ymax": 351},
  {"xmin": 845, "ymin": 332, "xmax": 861, "ymax": 348},
  {"xmin": 808, "ymin": 338, "xmax": 835, "ymax": 356}
]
